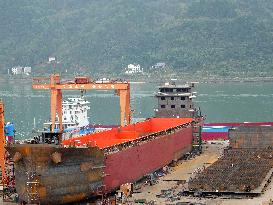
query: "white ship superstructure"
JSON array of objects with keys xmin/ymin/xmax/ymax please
[{"xmin": 44, "ymin": 97, "xmax": 90, "ymax": 131}]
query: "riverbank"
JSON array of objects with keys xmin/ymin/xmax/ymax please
[{"xmin": 1, "ymin": 73, "xmax": 273, "ymax": 84}]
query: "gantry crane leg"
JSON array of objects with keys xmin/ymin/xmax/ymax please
[
  {"xmin": 56, "ymin": 89, "xmax": 63, "ymax": 132},
  {"xmin": 118, "ymin": 89, "xmax": 131, "ymax": 126},
  {"xmin": 50, "ymin": 89, "xmax": 63, "ymax": 132},
  {"xmin": 50, "ymin": 89, "xmax": 57, "ymax": 132},
  {"xmin": 125, "ymin": 84, "xmax": 131, "ymax": 125}
]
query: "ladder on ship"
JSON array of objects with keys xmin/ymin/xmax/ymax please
[{"xmin": 192, "ymin": 120, "xmax": 203, "ymax": 153}]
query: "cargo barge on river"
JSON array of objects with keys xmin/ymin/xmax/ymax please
[{"xmin": 6, "ymin": 81, "xmax": 203, "ymax": 204}]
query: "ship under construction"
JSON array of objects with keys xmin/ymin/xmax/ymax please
[{"xmin": 2, "ymin": 77, "xmax": 203, "ymax": 204}]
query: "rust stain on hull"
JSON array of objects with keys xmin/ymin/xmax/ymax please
[{"xmin": 7, "ymin": 145, "xmax": 104, "ymax": 205}]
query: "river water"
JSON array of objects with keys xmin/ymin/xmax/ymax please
[{"xmin": 0, "ymin": 78, "xmax": 273, "ymax": 139}]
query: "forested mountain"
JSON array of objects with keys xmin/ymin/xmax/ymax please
[{"xmin": 1, "ymin": 0, "xmax": 273, "ymax": 75}]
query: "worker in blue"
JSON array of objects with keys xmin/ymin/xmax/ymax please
[{"xmin": 4, "ymin": 122, "xmax": 15, "ymax": 144}]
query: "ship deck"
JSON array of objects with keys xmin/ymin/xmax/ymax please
[{"xmin": 62, "ymin": 118, "xmax": 193, "ymax": 148}]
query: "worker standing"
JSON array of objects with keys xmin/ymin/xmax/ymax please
[{"xmin": 4, "ymin": 122, "xmax": 15, "ymax": 144}]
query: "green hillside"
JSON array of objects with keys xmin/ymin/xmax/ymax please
[{"xmin": 1, "ymin": 0, "xmax": 273, "ymax": 76}]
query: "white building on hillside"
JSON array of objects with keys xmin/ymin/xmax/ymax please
[
  {"xmin": 10, "ymin": 66, "xmax": 32, "ymax": 75},
  {"xmin": 125, "ymin": 64, "xmax": 143, "ymax": 74},
  {"xmin": 23, "ymin": 66, "xmax": 32, "ymax": 75},
  {"xmin": 11, "ymin": 66, "xmax": 23, "ymax": 75},
  {"xmin": 151, "ymin": 62, "xmax": 166, "ymax": 70},
  {"xmin": 48, "ymin": 56, "xmax": 56, "ymax": 63}
]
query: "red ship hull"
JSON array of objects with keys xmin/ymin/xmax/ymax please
[
  {"xmin": 103, "ymin": 125, "xmax": 193, "ymax": 191},
  {"xmin": 7, "ymin": 118, "xmax": 201, "ymax": 204},
  {"xmin": 63, "ymin": 118, "xmax": 194, "ymax": 191}
]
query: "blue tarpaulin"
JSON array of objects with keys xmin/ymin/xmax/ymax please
[
  {"xmin": 4, "ymin": 123, "xmax": 15, "ymax": 136},
  {"xmin": 202, "ymin": 126, "xmax": 230, "ymax": 133}
]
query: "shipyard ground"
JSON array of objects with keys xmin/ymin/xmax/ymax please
[
  {"xmin": 2, "ymin": 142, "xmax": 273, "ymax": 205},
  {"xmin": 128, "ymin": 142, "xmax": 273, "ymax": 205}
]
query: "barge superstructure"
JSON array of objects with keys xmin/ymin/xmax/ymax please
[{"xmin": 155, "ymin": 82, "xmax": 200, "ymax": 118}]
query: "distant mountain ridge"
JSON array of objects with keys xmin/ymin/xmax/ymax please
[{"xmin": 1, "ymin": 0, "xmax": 273, "ymax": 75}]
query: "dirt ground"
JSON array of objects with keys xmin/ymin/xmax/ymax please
[{"xmin": 129, "ymin": 142, "xmax": 273, "ymax": 205}]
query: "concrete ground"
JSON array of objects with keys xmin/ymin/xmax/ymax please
[{"xmin": 129, "ymin": 142, "xmax": 273, "ymax": 205}]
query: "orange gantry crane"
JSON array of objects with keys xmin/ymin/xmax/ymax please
[{"xmin": 32, "ymin": 74, "xmax": 131, "ymax": 133}]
